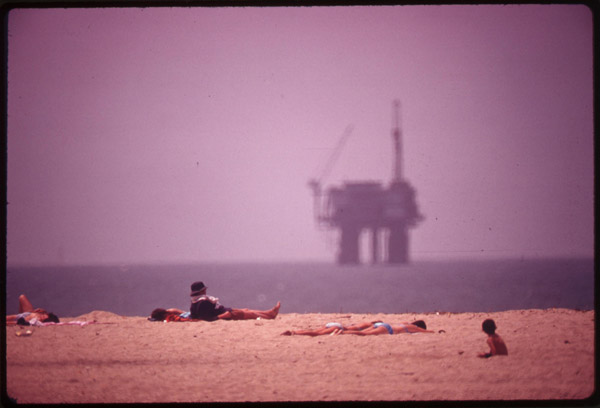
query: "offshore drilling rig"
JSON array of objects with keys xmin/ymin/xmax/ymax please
[{"xmin": 308, "ymin": 101, "xmax": 423, "ymax": 265}]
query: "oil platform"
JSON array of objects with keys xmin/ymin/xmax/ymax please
[{"xmin": 309, "ymin": 101, "xmax": 423, "ymax": 265}]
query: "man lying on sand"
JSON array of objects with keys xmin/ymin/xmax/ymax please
[
  {"xmin": 148, "ymin": 282, "xmax": 281, "ymax": 322},
  {"xmin": 6, "ymin": 294, "xmax": 60, "ymax": 326},
  {"xmin": 281, "ymin": 320, "xmax": 433, "ymax": 336},
  {"xmin": 189, "ymin": 281, "xmax": 281, "ymax": 321}
]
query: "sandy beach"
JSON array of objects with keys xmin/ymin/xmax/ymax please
[{"xmin": 4, "ymin": 308, "xmax": 595, "ymax": 404}]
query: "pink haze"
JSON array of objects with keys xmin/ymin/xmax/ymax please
[{"xmin": 6, "ymin": 5, "xmax": 594, "ymax": 266}]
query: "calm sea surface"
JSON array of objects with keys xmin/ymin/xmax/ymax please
[{"xmin": 5, "ymin": 258, "xmax": 594, "ymax": 317}]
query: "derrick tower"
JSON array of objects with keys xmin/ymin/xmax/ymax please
[{"xmin": 309, "ymin": 101, "xmax": 423, "ymax": 265}]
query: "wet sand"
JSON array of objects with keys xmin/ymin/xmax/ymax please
[{"xmin": 5, "ymin": 308, "xmax": 594, "ymax": 403}]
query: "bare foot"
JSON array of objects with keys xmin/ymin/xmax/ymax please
[
  {"xmin": 267, "ymin": 301, "xmax": 281, "ymax": 319},
  {"xmin": 281, "ymin": 330, "xmax": 293, "ymax": 336}
]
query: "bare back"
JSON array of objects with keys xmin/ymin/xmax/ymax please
[{"xmin": 488, "ymin": 334, "xmax": 508, "ymax": 356}]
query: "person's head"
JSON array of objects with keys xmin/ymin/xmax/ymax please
[
  {"xmin": 411, "ymin": 320, "xmax": 427, "ymax": 330},
  {"xmin": 190, "ymin": 281, "xmax": 207, "ymax": 296},
  {"xmin": 482, "ymin": 319, "xmax": 497, "ymax": 335},
  {"xmin": 43, "ymin": 313, "xmax": 60, "ymax": 323},
  {"xmin": 150, "ymin": 308, "xmax": 168, "ymax": 321}
]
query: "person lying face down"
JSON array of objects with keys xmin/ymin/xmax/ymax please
[
  {"xmin": 335, "ymin": 320, "xmax": 434, "ymax": 335},
  {"xmin": 281, "ymin": 320, "xmax": 434, "ymax": 336},
  {"xmin": 188, "ymin": 281, "xmax": 281, "ymax": 321},
  {"xmin": 6, "ymin": 294, "xmax": 60, "ymax": 326}
]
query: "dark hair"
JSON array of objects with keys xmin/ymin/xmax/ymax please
[
  {"xmin": 411, "ymin": 320, "xmax": 426, "ymax": 330},
  {"xmin": 43, "ymin": 313, "xmax": 60, "ymax": 323},
  {"xmin": 150, "ymin": 308, "xmax": 168, "ymax": 321},
  {"xmin": 482, "ymin": 319, "xmax": 496, "ymax": 335}
]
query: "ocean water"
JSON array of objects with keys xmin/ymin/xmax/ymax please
[{"xmin": 5, "ymin": 258, "xmax": 594, "ymax": 317}]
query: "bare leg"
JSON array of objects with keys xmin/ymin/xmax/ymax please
[
  {"xmin": 256, "ymin": 301, "xmax": 280, "ymax": 319},
  {"xmin": 282, "ymin": 321, "xmax": 377, "ymax": 336},
  {"xmin": 340, "ymin": 326, "xmax": 388, "ymax": 336},
  {"xmin": 281, "ymin": 327, "xmax": 337, "ymax": 336},
  {"xmin": 347, "ymin": 322, "xmax": 378, "ymax": 331},
  {"xmin": 18, "ymin": 294, "xmax": 34, "ymax": 313},
  {"xmin": 219, "ymin": 302, "xmax": 281, "ymax": 320}
]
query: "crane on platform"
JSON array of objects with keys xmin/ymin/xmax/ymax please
[
  {"xmin": 307, "ymin": 125, "xmax": 353, "ymax": 222},
  {"xmin": 392, "ymin": 99, "xmax": 403, "ymax": 183}
]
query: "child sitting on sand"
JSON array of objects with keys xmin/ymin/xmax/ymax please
[{"xmin": 477, "ymin": 319, "xmax": 508, "ymax": 358}]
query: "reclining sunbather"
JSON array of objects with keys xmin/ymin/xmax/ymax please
[
  {"xmin": 6, "ymin": 294, "xmax": 60, "ymax": 326},
  {"xmin": 149, "ymin": 281, "xmax": 281, "ymax": 322},
  {"xmin": 282, "ymin": 320, "xmax": 433, "ymax": 336},
  {"xmin": 339, "ymin": 320, "xmax": 434, "ymax": 335},
  {"xmin": 189, "ymin": 281, "xmax": 280, "ymax": 321}
]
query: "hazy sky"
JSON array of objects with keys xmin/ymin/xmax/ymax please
[{"xmin": 6, "ymin": 5, "xmax": 594, "ymax": 266}]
